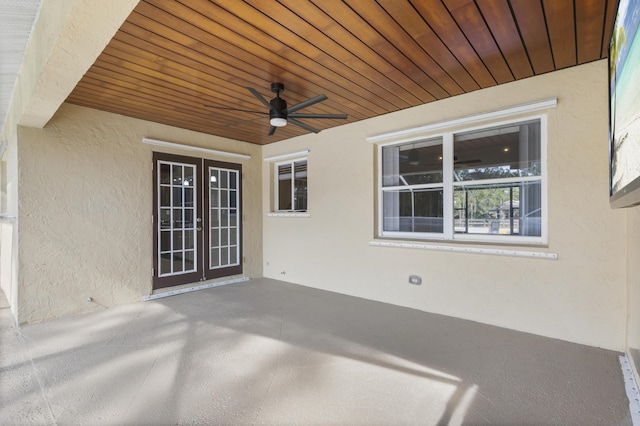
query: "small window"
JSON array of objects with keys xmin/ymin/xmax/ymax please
[
  {"xmin": 275, "ymin": 159, "xmax": 307, "ymax": 211},
  {"xmin": 378, "ymin": 117, "xmax": 545, "ymax": 243}
]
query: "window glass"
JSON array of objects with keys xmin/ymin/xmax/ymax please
[
  {"xmin": 454, "ymin": 121, "xmax": 541, "ymax": 181},
  {"xmin": 379, "ymin": 117, "xmax": 544, "ymax": 242},
  {"xmin": 382, "ymin": 188, "xmax": 443, "ymax": 233},
  {"xmin": 276, "ymin": 159, "xmax": 307, "ymax": 211},
  {"xmin": 453, "ymin": 182, "xmax": 540, "ymax": 236},
  {"xmin": 382, "ymin": 138, "xmax": 443, "ymax": 187}
]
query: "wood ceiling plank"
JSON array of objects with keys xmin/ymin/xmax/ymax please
[
  {"xmin": 412, "ymin": 0, "xmax": 497, "ymax": 88},
  {"xmin": 73, "ymin": 77, "xmax": 232, "ymax": 126},
  {"xmin": 208, "ymin": 0, "xmax": 419, "ymax": 109},
  {"xmin": 154, "ymin": 0, "xmax": 406, "ymax": 111},
  {"xmin": 140, "ymin": 0, "xmax": 391, "ymax": 116},
  {"xmin": 542, "ymin": 0, "xmax": 576, "ymax": 69},
  {"xmin": 510, "ymin": 0, "xmax": 555, "ymax": 74},
  {"xmin": 111, "ymin": 31, "xmax": 338, "ymax": 119},
  {"xmin": 343, "ymin": 0, "xmax": 464, "ymax": 97},
  {"xmin": 476, "ymin": 0, "xmax": 533, "ymax": 79},
  {"xmin": 287, "ymin": 0, "xmax": 444, "ymax": 103},
  {"xmin": 443, "ymin": 0, "xmax": 514, "ymax": 84},
  {"xmin": 117, "ymin": 18, "xmax": 366, "ymax": 121},
  {"xmin": 65, "ymin": 0, "xmax": 613, "ymax": 144},
  {"xmin": 575, "ymin": 0, "xmax": 608, "ymax": 63},
  {"xmin": 377, "ymin": 0, "xmax": 480, "ymax": 93},
  {"xmin": 66, "ymin": 89, "xmax": 259, "ymax": 140},
  {"xmin": 88, "ymin": 59, "xmax": 239, "ymax": 113}
]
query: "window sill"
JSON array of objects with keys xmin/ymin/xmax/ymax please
[
  {"xmin": 369, "ymin": 240, "xmax": 557, "ymax": 260},
  {"xmin": 267, "ymin": 212, "xmax": 311, "ymax": 218}
]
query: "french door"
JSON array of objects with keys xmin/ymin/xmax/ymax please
[{"xmin": 153, "ymin": 152, "xmax": 242, "ymax": 290}]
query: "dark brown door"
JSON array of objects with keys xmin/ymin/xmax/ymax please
[{"xmin": 153, "ymin": 153, "xmax": 242, "ymax": 290}]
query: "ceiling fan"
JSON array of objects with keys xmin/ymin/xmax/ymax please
[{"xmin": 206, "ymin": 82, "xmax": 348, "ymax": 136}]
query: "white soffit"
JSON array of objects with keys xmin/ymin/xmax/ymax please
[{"xmin": 0, "ymin": 0, "xmax": 42, "ymax": 131}]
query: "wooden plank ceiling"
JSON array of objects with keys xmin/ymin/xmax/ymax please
[{"xmin": 65, "ymin": 0, "xmax": 616, "ymax": 145}]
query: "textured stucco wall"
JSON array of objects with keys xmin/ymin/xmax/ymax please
[
  {"xmin": 627, "ymin": 207, "xmax": 640, "ymax": 368},
  {"xmin": 17, "ymin": 103, "xmax": 262, "ymax": 323},
  {"xmin": 1, "ymin": 0, "xmax": 138, "ymax": 322},
  {"xmin": 262, "ymin": 60, "xmax": 628, "ymax": 351}
]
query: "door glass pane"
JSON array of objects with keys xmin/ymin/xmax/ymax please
[
  {"xmin": 173, "ymin": 209, "xmax": 182, "ymax": 228},
  {"xmin": 211, "ymin": 248, "xmax": 219, "ymax": 267},
  {"xmin": 160, "ymin": 253, "xmax": 172, "ymax": 275},
  {"xmin": 160, "ymin": 187, "xmax": 171, "ymax": 206},
  {"xmin": 221, "ymin": 190, "xmax": 228, "ymax": 208},
  {"xmin": 172, "ymin": 165, "xmax": 183, "ymax": 185},
  {"xmin": 184, "ymin": 231, "xmax": 194, "ymax": 250},
  {"xmin": 211, "ymin": 189, "xmax": 219, "ymax": 207},
  {"xmin": 172, "ymin": 187, "xmax": 182, "ymax": 205},
  {"xmin": 211, "ymin": 208, "xmax": 219, "ymax": 227},
  {"xmin": 208, "ymin": 167, "xmax": 240, "ymax": 270},
  {"xmin": 220, "ymin": 171, "xmax": 228, "ymax": 188},
  {"xmin": 157, "ymin": 161, "xmax": 197, "ymax": 277},
  {"xmin": 173, "ymin": 254, "xmax": 184, "ymax": 273},
  {"xmin": 173, "ymin": 230, "xmax": 183, "ymax": 250},
  {"xmin": 160, "ymin": 163, "xmax": 171, "ymax": 184},
  {"xmin": 184, "ymin": 209, "xmax": 194, "ymax": 228},
  {"xmin": 160, "ymin": 208, "xmax": 171, "ymax": 229},
  {"xmin": 184, "ymin": 187, "xmax": 194, "ymax": 207},
  {"xmin": 184, "ymin": 250, "xmax": 195, "ymax": 271},
  {"xmin": 160, "ymin": 231, "xmax": 171, "ymax": 252}
]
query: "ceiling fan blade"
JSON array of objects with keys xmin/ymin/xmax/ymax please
[
  {"xmin": 225, "ymin": 116, "xmax": 269, "ymax": 127},
  {"xmin": 288, "ymin": 118, "xmax": 320, "ymax": 134},
  {"xmin": 247, "ymin": 87, "xmax": 272, "ymax": 110},
  {"xmin": 286, "ymin": 94, "xmax": 328, "ymax": 114},
  {"xmin": 204, "ymin": 105, "xmax": 266, "ymax": 114},
  {"xmin": 288, "ymin": 113, "xmax": 347, "ymax": 119},
  {"xmin": 268, "ymin": 125, "xmax": 277, "ymax": 136}
]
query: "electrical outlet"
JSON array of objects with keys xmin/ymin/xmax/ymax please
[{"xmin": 408, "ymin": 275, "xmax": 422, "ymax": 285}]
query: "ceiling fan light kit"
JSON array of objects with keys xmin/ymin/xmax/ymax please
[{"xmin": 207, "ymin": 82, "xmax": 347, "ymax": 136}]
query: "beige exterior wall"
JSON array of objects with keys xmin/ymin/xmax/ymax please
[
  {"xmin": 627, "ymin": 207, "xmax": 640, "ymax": 367},
  {"xmin": 17, "ymin": 103, "xmax": 262, "ymax": 323},
  {"xmin": 0, "ymin": 0, "xmax": 138, "ymax": 322},
  {"xmin": 262, "ymin": 60, "xmax": 628, "ymax": 351}
]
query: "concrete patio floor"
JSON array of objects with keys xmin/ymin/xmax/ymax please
[{"xmin": 0, "ymin": 278, "xmax": 633, "ymax": 425}]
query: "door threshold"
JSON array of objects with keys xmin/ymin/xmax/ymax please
[{"xmin": 143, "ymin": 277, "xmax": 250, "ymax": 301}]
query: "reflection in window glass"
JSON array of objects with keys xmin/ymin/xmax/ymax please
[
  {"xmin": 277, "ymin": 159, "xmax": 307, "ymax": 211},
  {"xmin": 454, "ymin": 182, "xmax": 540, "ymax": 236},
  {"xmin": 454, "ymin": 120, "xmax": 541, "ymax": 181},
  {"xmin": 378, "ymin": 117, "xmax": 544, "ymax": 242}
]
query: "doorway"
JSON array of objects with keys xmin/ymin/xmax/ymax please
[{"xmin": 153, "ymin": 152, "xmax": 242, "ymax": 290}]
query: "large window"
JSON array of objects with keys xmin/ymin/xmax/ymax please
[
  {"xmin": 379, "ymin": 118, "xmax": 545, "ymax": 243},
  {"xmin": 275, "ymin": 158, "xmax": 307, "ymax": 212}
]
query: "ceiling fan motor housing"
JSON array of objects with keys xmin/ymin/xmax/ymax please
[{"xmin": 269, "ymin": 96, "xmax": 287, "ymax": 120}]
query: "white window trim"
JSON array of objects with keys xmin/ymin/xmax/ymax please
[
  {"xmin": 375, "ymin": 111, "xmax": 549, "ymax": 245},
  {"xmin": 274, "ymin": 157, "xmax": 308, "ymax": 213}
]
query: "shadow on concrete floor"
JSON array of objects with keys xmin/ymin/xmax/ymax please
[{"xmin": 0, "ymin": 278, "xmax": 633, "ymax": 425}]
